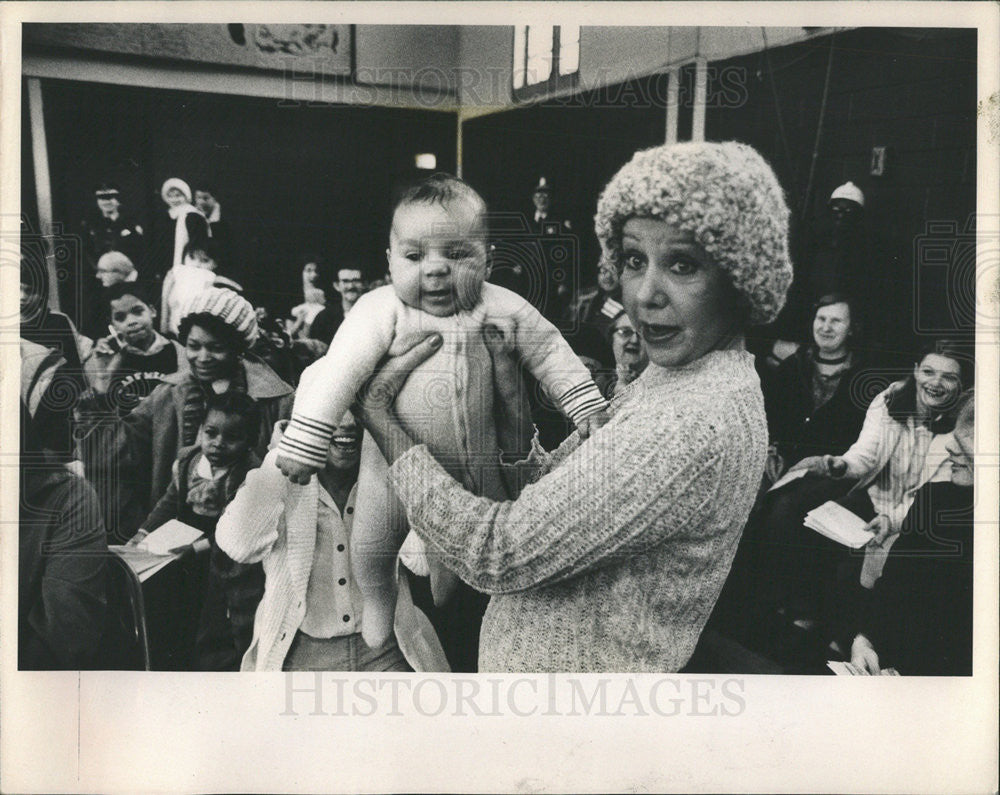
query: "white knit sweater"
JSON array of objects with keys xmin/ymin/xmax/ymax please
[
  {"xmin": 389, "ymin": 349, "xmax": 768, "ymax": 672},
  {"xmin": 216, "ymin": 450, "xmax": 449, "ymax": 672}
]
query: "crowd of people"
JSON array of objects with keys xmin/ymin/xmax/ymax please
[{"xmin": 18, "ymin": 144, "xmax": 975, "ymax": 677}]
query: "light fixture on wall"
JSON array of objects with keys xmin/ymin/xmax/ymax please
[{"xmin": 414, "ymin": 153, "xmax": 437, "ymax": 170}]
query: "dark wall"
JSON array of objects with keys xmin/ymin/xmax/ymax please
[
  {"xmin": 706, "ymin": 27, "xmax": 977, "ymax": 352},
  {"xmin": 29, "ymin": 79, "xmax": 456, "ymax": 319},
  {"xmin": 462, "ymin": 77, "xmax": 670, "ymax": 284},
  {"xmin": 462, "ymin": 28, "xmax": 976, "ymax": 355}
]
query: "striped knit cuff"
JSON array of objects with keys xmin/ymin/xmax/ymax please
[
  {"xmin": 277, "ymin": 413, "xmax": 334, "ymax": 468},
  {"xmin": 556, "ymin": 380, "xmax": 609, "ymax": 425}
]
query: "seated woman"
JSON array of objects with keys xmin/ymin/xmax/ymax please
[
  {"xmin": 850, "ymin": 391, "xmax": 974, "ymax": 676},
  {"xmin": 761, "ymin": 292, "xmax": 868, "ymax": 480},
  {"xmin": 81, "ymin": 287, "xmax": 294, "ymax": 539},
  {"xmin": 756, "ymin": 339, "xmax": 971, "ymax": 649},
  {"xmin": 352, "ymin": 141, "xmax": 793, "ymax": 672}
]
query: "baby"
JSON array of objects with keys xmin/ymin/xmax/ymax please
[{"xmin": 277, "ymin": 174, "xmax": 609, "ymax": 647}]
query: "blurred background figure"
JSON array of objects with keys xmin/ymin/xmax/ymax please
[
  {"xmin": 565, "ymin": 257, "xmax": 624, "ymax": 334},
  {"xmin": 19, "ymin": 398, "xmax": 108, "ymax": 670},
  {"xmin": 194, "ymin": 183, "xmax": 231, "ymax": 254},
  {"xmin": 79, "ymin": 181, "xmax": 145, "ymax": 273},
  {"xmin": 287, "ymin": 258, "xmax": 327, "ymax": 340},
  {"xmin": 608, "ymin": 310, "xmax": 648, "ymax": 397},
  {"xmin": 95, "ymin": 250, "xmax": 138, "ymax": 289},
  {"xmin": 527, "ymin": 176, "xmax": 576, "ymax": 323},
  {"xmin": 157, "ymin": 177, "xmax": 209, "ymax": 281},
  {"xmin": 308, "ymin": 262, "xmax": 366, "ymax": 346},
  {"xmin": 20, "ymin": 256, "xmax": 88, "ymax": 373}
]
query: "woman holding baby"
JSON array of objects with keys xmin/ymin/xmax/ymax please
[{"xmin": 354, "ymin": 142, "xmax": 793, "ymax": 672}]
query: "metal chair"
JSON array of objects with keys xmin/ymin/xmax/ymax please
[{"xmin": 97, "ymin": 552, "xmax": 152, "ymax": 670}]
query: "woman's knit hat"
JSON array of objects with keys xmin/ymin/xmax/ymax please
[
  {"xmin": 594, "ymin": 141, "xmax": 793, "ymax": 326},
  {"xmin": 161, "ymin": 177, "xmax": 192, "ymax": 204},
  {"xmin": 180, "ymin": 286, "xmax": 258, "ymax": 347}
]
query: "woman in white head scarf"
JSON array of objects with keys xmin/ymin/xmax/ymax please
[{"xmin": 159, "ymin": 178, "xmax": 210, "ymax": 335}]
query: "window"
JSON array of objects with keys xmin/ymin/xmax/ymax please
[{"xmin": 513, "ymin": 25, "xmax": 580, "ymax": 98}]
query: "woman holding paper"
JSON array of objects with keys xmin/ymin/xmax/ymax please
[
  {"xmin": 850, "ymin": 390, "xmax": 974, "ymax": 675},
  {"xmin": 759, "ymin": 340, "xmax": 971, "ymax": 643}
]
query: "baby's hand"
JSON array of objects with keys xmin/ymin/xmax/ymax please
[
  {"xmin": 276, "ymin": 454, "xmax": 319, "ymax": 485},
  {"xmin": 577, "ymin": 409, "xmax": 610, "ymax": 439}
]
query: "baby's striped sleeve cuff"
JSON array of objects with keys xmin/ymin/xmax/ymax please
[
  {"xmin": 276, "ymin": 414, "xmax": 334, "ymax": 468},
  {"xmin": 557, "ymin": 380, "xmax": 609, "ymax": 426}
]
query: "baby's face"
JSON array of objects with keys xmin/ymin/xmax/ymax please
[{"xmin": 387, "ymin": 200, "xmax": 488, "ymax": 317}]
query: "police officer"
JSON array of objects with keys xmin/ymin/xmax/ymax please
[
  {"xmin": 528, "ymin": 177, "xmax": 576, "ymax": 323},
  {"xmin": 80, "ymin": 182, "xmax": 145, "ymax": 272}
]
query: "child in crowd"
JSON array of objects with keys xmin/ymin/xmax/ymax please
[
  {"xmin": 132, "ymin": 391, "xmax": 265, "ymax": 670},
  {"xmin": 277, "ymin": 173, "xmax": 610, "ymax": 649},
  {"xmin": 161, "ymin": 239, "xmax": 242, "ymax": 336},
  {"xmin": 83, "ymin": 281, "xmax": 187, "ymax": 415}
]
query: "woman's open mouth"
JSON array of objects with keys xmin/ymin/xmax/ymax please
[
  {"xmin": 923, "ymin": 386, "xmax": 946, "ymax": 401},
  {"xmin": 640, "ymin": 322, "xmax": 680, "ymax": 344}
]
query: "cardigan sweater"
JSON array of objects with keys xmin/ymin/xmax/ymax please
[
  {"xmin": 388, "ymin": 349, "xmax": 768, "ymax": 672},
  {"xmin": 840, "ymin": 383, "xmax": 953, "ymax": 533},
  {"xmin": 279, "ymin": 283, "xmax": 607, "ymax": 472},
  {"xmin": 216, "ymin": 450, "xmax": 449, "ymax": 672}
]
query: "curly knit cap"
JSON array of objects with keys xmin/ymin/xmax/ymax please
[
  {"xmin": 180, "ymin": 286, "xmax": 259, "ymax": 348},
  {"xmin": 594, "ymin": 141, "xmax": 793, "ymax": 325}
]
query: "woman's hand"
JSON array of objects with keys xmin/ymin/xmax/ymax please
[
  {"xmin": 787, "ymin": 456, "xmax": 826, "ymax": 476},
  {"xmin": 864, "ymin": 514, "xmax": 894, "ymax": 547},
  {"xmin": 850, "ymin": 634, "xmax": 881, "ymax": 675},
  {"xmin": 354, "ymin": 332, "xmax": 443, "ymax": 465},
  {"xmin": 577, "ymin": 411, "xmax": 610, "ymax": 440},
  {"xmin": 788, "ymin": 455, "xmax": 847, "ymax": 478},
  {"xmin": 126, "ymin": 529, "xmax": 149, "ymax": 548},
  {"xmin": 823, "ymin": 455, "xmax": 848, "ymax": 478}
]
